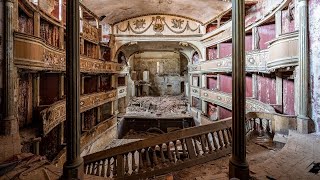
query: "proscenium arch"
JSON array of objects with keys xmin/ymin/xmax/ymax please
[{"xmin": 113, "ymin": 41, "xmax": 203, "ymax": 62}]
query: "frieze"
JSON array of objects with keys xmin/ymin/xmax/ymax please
[
  {"xmin": 200, "ymin": 89, "xmax": 275, "ymax": 113},
  {"xmin": 41, "ymin": 90, "xmax": 117, "ymax": 135},
  {"xmin": 82, "ymin": 21, "xmax": 99, "ymax": 43},
  {"xmin": 14, "ymin": 33, "xmax": 121, "ymax": 73},
  {"xmin": 199, "ymin": 50, "xmax": 268, "ymax": 73},
  {"xmin": 114, "ymin": 15, "xmax": 202, "ymax": 36}
]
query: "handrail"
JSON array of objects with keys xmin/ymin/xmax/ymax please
[{"xmin": 83, "ymin": 119, "xmax": 232, "ymax": 179}]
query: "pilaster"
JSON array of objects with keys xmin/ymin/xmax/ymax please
[
  {"xmin": 296, "ymin": 0, "xmax": 311, "ymax": 133},
  {"xmin": 275, "ymin": 11, "xmax": 282, "ymax": 37}
]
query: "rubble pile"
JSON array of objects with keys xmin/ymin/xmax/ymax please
[{"xmin": 126, "ymin": 95, "xmax": 189, "ymax": 118}]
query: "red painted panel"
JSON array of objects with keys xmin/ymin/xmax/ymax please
[
  {"xmin": 219, "ymin": 106, "xmax": 232, "ymax": 120},
  {"xmin": 219, "ymin": 75, "xmax": 232, "ymax": 93},
  {"xmin": 40, "ymin": 74, "xmax": 60, "ymax": 105},
  {"xmin": 192, "ymin": 97, "xmax": 201, "ymax": 110},
  {"xmin": 282, "ymin": 9, "xmax": 295, "ymax": 34},
  {"xmin": 207, "ymin": 77, "xmax": 217, "ymax": 90},
  {"xmin": 206, "ymin": 24, "xmax": 217, "ymax": 33},
  {"xmin": 245, "ymin": 35, "xmax": 253, "ymax": 51},
  {"xmin": 206, "ymin": 47, "xmax": 218, "ymax": 60},
  {"xmin": 246, "ymin": 76, "xmax": 253, "ymax": 97},
  {"xmin": 257, "ymin": 75, "xmax": 277, "ymax": 104},
  {"xmin": 258, "ymin": 24, "xmax": 276, "ymax": 50},
  {"xmin": 283, "ymin": 79, "xmax": 295, "ymax": 115},
  {"xmin": 219, "ymin": 43, "xmax": 232, "ymax": 58},
  {"xmin": 207, "ymin": 102, "xmax": 218, "ymax": 121}
]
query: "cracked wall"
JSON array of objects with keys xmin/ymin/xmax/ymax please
[{"xmin": 309, "ymin": 0, "xmax": 320, "ymax": 132}]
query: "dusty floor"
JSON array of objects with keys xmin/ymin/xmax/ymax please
[
  {"xmin": 153, "ymin": 135, "xmax": 279, "ymax": 180},
  {"xmin": 126, "ymin": 95, "xmax": 189, "ymax": 118}
]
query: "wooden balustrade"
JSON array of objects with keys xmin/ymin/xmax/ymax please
[{"xmin": 83, "ymin": 119, "xmax": 232, "ymax": 179}]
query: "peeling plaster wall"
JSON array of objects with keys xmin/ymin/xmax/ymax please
[
  {"xmin": 207, "ymin": 76, "xmax": 217, "ymax": 90},
  {"xmin": 133, "ymin": 52, "xmax": 185, "ymax": 96},
  {"xmin": 220, "ymin": 75, "xmax": 232, "ymax": 93},
  {"xmin": 0, "ymin": 0, "xmax": 3, "ymax": 120},
  {"xmin": 219, "ymin": 106, "xmax": 232, "ymax": 120},
  {"xmin": 219, "ymin": 43, "xmax": 232, "ymax": 58},
  {"xmin": 258, "ymin": 24, "xmax": 276, "ymax": 50},
  {"xmin": 283, "ymin": 79, "xmax": 295, "ymax": 115},
  {"xmin": 309, "ymin": 0, "xmax": 320, "ymax": 131},
  {"xmin": 257, "ymin": 75, "xmax": 277, "ymax": 105}
]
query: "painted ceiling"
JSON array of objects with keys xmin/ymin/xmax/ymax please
[{"xmin": 81, "ymin": 0, "xmax": 235, "ymax": 25}]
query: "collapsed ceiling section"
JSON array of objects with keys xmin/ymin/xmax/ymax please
[{"xmin": 81, "ymin": 0, "xmax": 234, "ymax": 25}]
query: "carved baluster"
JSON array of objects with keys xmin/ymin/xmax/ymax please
[
  {"xmin": 132, "ymin": 151, "xmax": 137, "ymax": 174},
  {"xmin": 217, "ymin": 130, "xmax": 224, "ymax": 149},
  {"xmin": 167, "ymin": 142, "xmax": 174, "ymax": 163},
  {"xmin": 221, "ymin": 129, "xmax": 228, "ymax": 147},
  {"xmin": 194, "ymin": 137, "xmax": 201, "ymax": 156},
  {"xmin": 95, "ymin": 160, "xmax": 101, "ymax": 176},
  {"xmin": 152, "ymin": 146, "xmax": 159, "ymax": 167},
  {"xmin": 206, "ymin": 133, "xmax": 214, "ymax": 153},
  {"xmin": 139, "ymin": 150, "xmax": 145, "ymax": 173},
  {"xmin": 160, "ymin": 144, "xmax": 166, "ymax": 163},
  {"xmin": 227, "ymin": 128, "xmax": 232, "ymax": 144},
  {"xmin": 113, "ymin": 157, "xmax": 117, "ymax": 177},
  {"xmin": 200, "ymin": 135, "xmax": 208, "ymax": 154},
  {"xmin": 101, "ymin": 159, "xmax": 106, "ymax": 177},
  {"xmin": 85, "ymin": 164, "xmax": 89, "ymax": 174},
  {"xmin": 91, "ymin": 162, "xmax": 96, "ymax": 175},
  {"xmin": 174, "ymin": 141, "xmax": 181, "ymax": 162},
  {"xmin": 124, "ymin": 154, "xmax": 129, "ymax": 175},
  {"xmin": 107, "ymin": 158, "xmax": 111, "ymax": 177},
  {"xmin": 212, "ymin": 132, "xmax": 219, "ymax": 151},
  {"xmin": 146, "ymin": 148, "xmax": 152, "ymax": 168},
  {"xmin": 181, "ymin": 139, "xmax": 188, "ymax": 159}
]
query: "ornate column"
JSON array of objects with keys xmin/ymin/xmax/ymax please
[
  {"xmin": 63, "ymin": 0, "xmax": 84, "ymax": 179},
  {"xmin": 229, "ymin": 0, "xmax": 249, "ymax": 179},
  {"xmin": 0, "ymin": 0, "xmax": 21, "ymax": 162},
  {"xmin": 296, "ymin": 0, "xmax": 310, "ymax": 133}
]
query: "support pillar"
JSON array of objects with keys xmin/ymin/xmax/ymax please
[
  {"xmin": 275, "ymin": 11, "xmax": 282, "ymax": 38},
  {"xmin": 59, "ymin": 74, "xmax": 65, "ymax": 99},
  {"xmin": 229, "ymin": 0, "xmax": 249, "ymax": 179},
  {"xmin": 32, "ymin": 73, "xmax": 40, "ymax": 107},
  {"xmin": 63, "ymin": 0, "xmax": 84, "ymax": 179},
  {"xmin": 33, "ymin": 11, "xmax": 40, "ymax": 37},
  {"xmin": 0, "ymin": 0, "xmax": 21, "ymax": 162},
  {"xmin": 296, "ymin": 0, "xmax": 311, "ymax": 133},
  {"xmin": 252, "ymin": 74, "xmax": 258, "ymax": 99}
]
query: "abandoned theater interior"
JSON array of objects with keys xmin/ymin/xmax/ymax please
[{"xmin": 0, "ymin": 0, "xmax": 320, "ymax": 179}]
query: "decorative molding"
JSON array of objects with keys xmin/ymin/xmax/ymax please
[
  {"xmin": 117, "ymin": 86, "xmax": 127, "ymax": 99},
  {"xmin": 190, "ymin": 86, "xmax": 200, "ymax": 98},
  {"xmin": 14, "ymin": 32, "xmax": 121, "ymax": 73},
  {"xmin": 40, "ymin": 90, "xmax": 117, "ymax": 135},
  {"xmin": 82, "ymin": 21, "xmax": 99, "ymax": 43},
  {"xmin": 200, "ymin": 89, "xmax": 275, "ymax": 113},
  {"xmin": 114, "ymin": 15, "xmax": 202, "ymax": 36}
]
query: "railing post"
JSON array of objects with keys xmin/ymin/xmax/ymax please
[
  {"xmin": 229, "ymin": 0, "xmax": 249, "ymax": 179},
  {"xmin": 62, "ymin": 0, "xmax": 84, "ymax": 179}
]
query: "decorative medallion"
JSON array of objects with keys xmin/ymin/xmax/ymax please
[
  {"xmin": 172, "ymin": 19, "xmax": 184, "ymax": 29},
  {"xmin": 153, "ymin": 16, "xmax": 165, "ymax": 33},
  {"xmin": 133, "ymin": 19, "xmax": 146, "ymax": 29}
]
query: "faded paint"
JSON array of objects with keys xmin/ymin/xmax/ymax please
[
  {"xmin": 219, "ymin": 43, "xmax": 232, "ymax": 58},
  {"xmin": 246, "ymin": 75, "xmax": 253, "ymax": 97},
  {"xmin": 206, "ymin": 46, "xmax": 218, "ymax": 60},
  {"xmin": 220, "ymin": 74, "xmax": 232, "ymax": 93},
  {"xmin": 219, "ymin": 106, "xmax": 232, "ymax": 120},
  {"xmin": 281, "ymin": 6, "xmax": 296, "ymax": 34},
  {"xmin": 206, "ymin": 24, "xmax": 217, "ymax": 33},
  {"xmin": 207, "ymin": 76, "xmax": 217, "ymax": 90},
  {"xmin": 283, "ymin": 79, "xmax": 295, "ymax": 115},
  {"xmin": 207, "ymin": 102, "xmax": 218, "ymax": 121},
  {"xmin": 257, "ymin": 75, "xmax": 277, "ymax": 104},
  {"xmin": 245, "ymin": 35, "xmax": 253, "ymax": 51},
  {"xmin": 309, "ymin": 0, "xmax": 320, "ymax": 131},
  {"xmin": 258, "ymin": 24, "xmax": 276, "ymax": 50}
]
